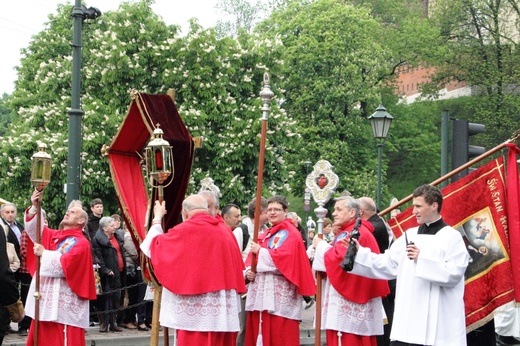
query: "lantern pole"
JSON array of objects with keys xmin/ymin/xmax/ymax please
[
  {"xmin": 30, "ymin": 143, "xmax": 52, "ymax": 346},
  {"xmin": 305, "ymin": 160, "xmax": 338, "ymax": 346},
  {"xmin": 144, "ymin": 125, "xmax": 173, "ymax": 346}
]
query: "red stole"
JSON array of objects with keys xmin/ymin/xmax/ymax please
[
  {"xmin": 247, "ymin": 219, "xmax": 316, "ymax": 296},
  {"xmin": 325, "ymin": 219, "xmax": 389, "ymax": 304},
  {"xmin": 150, "ymin": 213, "xmax": 246, "ymax": 295}
]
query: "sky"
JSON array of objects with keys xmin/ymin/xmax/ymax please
[{"xmin": 0, "ymin": 0, "xmax": 219, "ymax": 95}]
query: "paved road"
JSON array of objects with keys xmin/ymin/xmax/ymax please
[{"xmin": 4, "ymin": 300, "xmax": 321, "ymax": 346}]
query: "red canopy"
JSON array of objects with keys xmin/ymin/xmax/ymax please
[{"xmin": 107, "ymin": 91, "xmax": 194, "ymax": 281}]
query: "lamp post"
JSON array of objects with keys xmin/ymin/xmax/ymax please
[
  {"xmin": 368, "ymin": 104, "xmax": 394, "ymax": 210},
  {"xmin": 30, "ymin": 143, "xmax": 52, "ymax": 346},
  {"xmin": 66, "ymin": 1, "xmax": 101, "ymax": 206}
]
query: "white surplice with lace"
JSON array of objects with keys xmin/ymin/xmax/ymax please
[
  {"xmin": 141, "ymin": 223, "xmax": 241, "ymax": 332},
  {"xmin": 245, "ymin": 248, "xmax": 302, "ymax": 320},
  {"xmin": 25, "ymin": 251, "xmax": 90, "ymax": 329},
  {"xmin": 313, "ymin": 241, "xmax": 383, "ymax": 336}
]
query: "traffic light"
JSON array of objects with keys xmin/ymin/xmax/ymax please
[{"xmin": 452, "ymin": 119, "xmax": 485, "ymax": 181}]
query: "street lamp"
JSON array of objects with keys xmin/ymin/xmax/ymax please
[
  {"xmin": 368, "ymin": 104, "xmax": 394, "ymax": 210},
  {"xmin": 65, "ymin": 1, "xmax": 102, "ymax": 207}
]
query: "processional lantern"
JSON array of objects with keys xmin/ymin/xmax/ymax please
[
  {"xmin": 145, "ymin": 124, "xmax": 173, "ymax": 201},
  {"xmin": 30, "ymin": 142, "xmax": 52, "ymax": 346},
  {"xmin": 31, "ymin": 143, "xmax": 52, "ymax": 191}
]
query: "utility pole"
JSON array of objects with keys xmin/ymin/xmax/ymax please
[
  {"xmin": 440, "ymin": 110, "xmax": 449, "ymax": 188},
  {"xmin": 66, "ymin": 1, "xmax": 101, "ymax": 206}
]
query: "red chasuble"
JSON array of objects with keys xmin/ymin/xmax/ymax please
[
  {"xmin": 247, "ymin": 219, "xmax": 316, "ymax": 296},
  {"xmin": 325, "ymin": 219, "xmax": 389, "ymax": 304},
  {"xmin": 150, "ymin": 213, "xmax": 246, "ymax": 295}
]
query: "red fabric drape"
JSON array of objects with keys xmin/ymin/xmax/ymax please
[{"xmin": 107, "ymin": 92, "xmax": 194, "ymax": 282}]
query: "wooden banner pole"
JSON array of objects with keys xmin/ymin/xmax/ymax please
[{"xmin": 379, "ymin": 134, "xmax": 520, "ymax": 218}]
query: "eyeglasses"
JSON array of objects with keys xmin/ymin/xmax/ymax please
[{"xmin": 266, "ymin": 208, "xmax": 284, "ymax": 213}]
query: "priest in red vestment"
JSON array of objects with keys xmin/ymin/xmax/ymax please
[
  {"xmin": 313, "ymin": 196, "xmax": 389, "ymax": 346},
  {"xmin": 25, "ymin": 189, "xmax": 97, "ymax": 346},
  {"xmin": 244, "ymin": 195, "xmax": 316, "ymax": 346},
  {"xmin": 140, "ymin": 195, "xmax": 246, "ymax": 346}
]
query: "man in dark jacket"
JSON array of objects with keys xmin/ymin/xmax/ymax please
[
  {"xmin": 86, "ymin": 198, "xmax": 103, "ymax": 326},
  {"xmin": 1, "ymin": 202, "xmax": 31, "ymax": 336},
  {"xmin": 86, "ymin": 198, "xmax": 103, "ymax": 241},
  {"xmin": 0, "ymin": 222, "xmax": 25, "ymax": 345}
]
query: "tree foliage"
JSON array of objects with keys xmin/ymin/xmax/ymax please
[
  {"xmin": 425, "ymin": 0, "xmax": 520, "ymax": 146},
  {"xmin": 1, "ymin": 0, "xmax": 489, "ymax": 222},
  {"xmin": 0, "ymin": 0, "xmax": 295, "ymax": 224},
  {"xmin": 0, "ymin": 93, "xmax": 13, "ymax": 137},
  {"xmin": 255, "ymin": 0, "xmax": 442, "ymax": 205},
  {"xmin": 215, "ymin": 0, "xmax": 266, "ymax": 36}
]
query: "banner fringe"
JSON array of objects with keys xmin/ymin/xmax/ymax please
[{"xmin": 466, "ymin": 300, "xmax": 516, "ymax": 333}]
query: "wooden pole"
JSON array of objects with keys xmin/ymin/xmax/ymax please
[
  {"xmin": 251, "ymin": 118, "xmax": 267, "ymax": 272},
  {"xmin": 160, "ymin": 88, "xmax": 176, "ymax": 346},
  {"xmin": 33, "ymin": 192, "xmax": 43, "ymax": 346},
  {"xmin": 379, "ymin": 137, "xmax": 518, "ymax": 218},
  {"xmin": 150, "ymin": 186, "xmax": 166, "ymax": 346},
  {"xmin": 314, "ymin": 232, "xmax": 324, "ymax": 346},
  {"xmin": 251, "ymin": 73, "xmax": 273, "ymax": 273}
]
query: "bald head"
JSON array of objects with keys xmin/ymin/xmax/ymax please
[
  {"xmin": 359, "ymin": 197, "xmax": 377, "ymax": 220},
  {"xmin": 61, "ymin": 207, "xmax": 88, "ymax": 230},
  {"xmin": 182, "ymin": 195, "xmax": 209, "ymax": 220}
]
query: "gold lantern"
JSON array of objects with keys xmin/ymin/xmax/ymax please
[
  {"xmin": 31, "ymin": 143, "xmax": 52, "ymax": 191},
  {"xmin": 145, "ymin": 125, "xmax": 173, "ymax": 188}
]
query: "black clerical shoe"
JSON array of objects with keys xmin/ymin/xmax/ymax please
[
  {"xmin": 137, "ymin": 324, "xmax": 149, "ymax": 331},
  {"xmin": 497, "ymin": 334, "xmax": 520, "ymax": 345}
]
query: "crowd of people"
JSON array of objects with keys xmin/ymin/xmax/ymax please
[
  {"xmin": 0, "ymin": 183, "xmax": 519, "ymax": 345},
  {"xmin": 0, "ymin": 194, "xmax": 154, "ymax": 345}
]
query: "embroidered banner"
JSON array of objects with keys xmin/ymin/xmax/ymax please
[{"xmin": 387, "ymin": 157, "xmax": 515, "ymax": 331}]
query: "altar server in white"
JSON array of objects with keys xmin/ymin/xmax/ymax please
[{"xmin": 345, "ymin": 184, "xmax": 470, "ymax": 346}]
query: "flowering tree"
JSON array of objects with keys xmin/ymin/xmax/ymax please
[{"xmin": 0, "ymin": 0, "xmax": 296, "ymax": 223}]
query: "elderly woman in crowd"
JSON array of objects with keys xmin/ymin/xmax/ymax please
[{"xmin": 91, "ymin": 216, "xmax": 126, "ymax": 332}]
